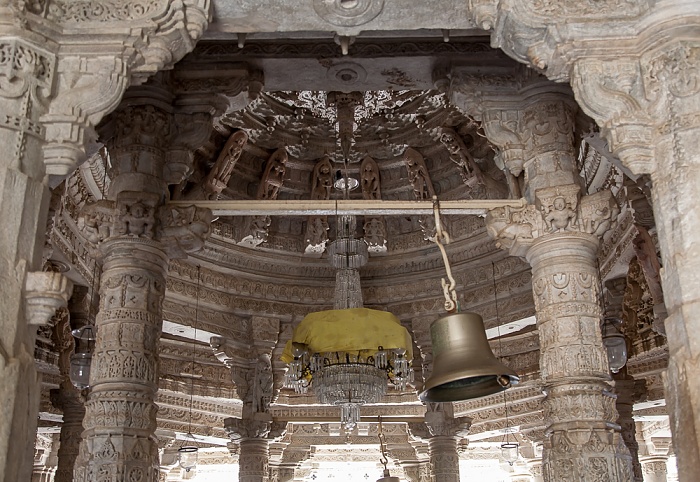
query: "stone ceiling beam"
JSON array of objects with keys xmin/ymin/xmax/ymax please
[{"xmin": 169, "ymin": 198, "xmax": 526, "ymax": 216}]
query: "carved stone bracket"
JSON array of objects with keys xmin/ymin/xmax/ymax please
[
  {"xmin": 37, "ymin": 0, "xmax": 213, "ymax": 177},
  {"xmin": 24, "ymin": 271, "xmax": 73, "ymax": 325},
  {"xmin": 486, "ymin": 185, "xmax": 618, "ymax": 258},
  {"xmin": 77, "ymin": 192, "xmax": 213, "ymax": 260},
  {"xmin": 224, "ymin": 417, "xmax": 273, "ymax": 442}
]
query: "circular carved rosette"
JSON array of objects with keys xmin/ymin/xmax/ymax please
[{"xmin": 313, "ymin": 0, "xmax": 384, "ymax": 26}]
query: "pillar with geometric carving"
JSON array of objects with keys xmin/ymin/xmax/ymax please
[
  {"xmin": 570, "ymin": 37, "xmax": 700, "ymax": 480},
  {"xmin": 74, "ymin": 84, "xmax": 212, "ymax": 482},
  {"xmin": 225, "ymin": 418, "xmax": 274, "ymax": 482},
  {"xmin": 408, "ymin": 406, "xmax": 470, "ymax": 482},
  {"xmin": 482, "ymin": 94, "xmax": 633, "ymax": 481}
]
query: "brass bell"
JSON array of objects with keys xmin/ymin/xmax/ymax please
[{"xmin": 419, "ymin": 312, "xmax": 519, "ymax": 402}]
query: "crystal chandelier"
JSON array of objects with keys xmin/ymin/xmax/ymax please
[{"xmin": 283, "ymin": 215, "xmax": 413, "ymax": 429}]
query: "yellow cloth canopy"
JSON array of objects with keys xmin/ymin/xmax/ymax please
[{"xmin": 281, "ymin": 308, "xmax": 413, "ymax": 363}]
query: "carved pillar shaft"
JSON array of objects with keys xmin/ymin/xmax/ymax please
[
  {"xmin": 78, "ymin": 239, "xmax": 168, "ymax": 481},
  {"xmin": 77, "ymin": 96, "xmax": 173, "ymax": 482},
  {"xmin": 51, "ymin": 389, "xmax": 86, "ymax": 482},
  {"xmin": 239, "ymin": 438, "xmax": 270, "ymax": 482},
  {"xmin": 526, "ymin": 233, "xmax": 631, "ymax": 481},
  {"xmin": 0, "ymin": 34, "xmax": 57, "ymax": 482},
  {"xmin": 648, "ymin": 109, "xmax": 700, "ymax": 482},
  {"xmin": 270, "ymin": 466, "xmax": 295, "ymax": 482},
  {"xmin": 428, "ymin": 436, "xmax": 460, "ymax": 482},
  {"xmin": 641, "ymin": 456, "xmax": 668, "ymax": 482}
]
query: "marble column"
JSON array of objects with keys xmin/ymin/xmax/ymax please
[
  {"xmin": 269, "ymin": 465, "xmax": 295, "ymax": 482},
  {"xmin": 74, "ymin": 85, "xmax": 212, "ymax": 482},
  {"xmin": 408, "ymin": 406, "xmax": 470, "ymax": 482},
  {"xmin": 571, "ymin": 39, "xmax": 700, "ymax": 481},
  {"xmin": 482, "ymin": 95, "xmax": 632, "ymax": 481},
  {"xmin": 641, "ymin": 456, "xmax": 668, "ymax": 482},
  {"xmin": 0, "ymin": 20, "xmax": 74, "ymax": 482},
  {"xmin": 50, "ymin": 287, "xmax": 95, "ymax": 482},
  {"xmin": 225, "ymin": 417, "xmax": 275, "ymax": 482}
]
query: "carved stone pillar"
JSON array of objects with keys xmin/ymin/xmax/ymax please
[
  {"xmin": 483, "ymin": 96, "xmax": 632, "ymax": 480},
  {"xmin": 409, "ymin": 406, "xmax": 470, "ymax": 482},
  {"xmin": 269, "ymin": 465, "xmax": 295, "ymax": 482},
  {"xmin": 640, "ymin": 456, "xmax": 668, "ymax": 482},
  {"xmin": 74, "ymin": 86, "xmax": 212, "ymax": 482},
  {"xmin": 526, "ymin": 460, "xmax": 544, "ymax": 482},
  {"xmin": 225, "ymin": 418, "xmax": 274, "ymax": 482},
  {"xmin": 571, "ymin": 39, "xmax": 700, "ymax": 480},
  {"xmin": 0, "ymin": 21, "xmax": 75, "ymax": 482}
]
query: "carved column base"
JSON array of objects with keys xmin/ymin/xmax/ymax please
[
  {"xmin": 428, "ymin": 436, "xmax": 460, "ymax": 482},
  {"xmin": 239, "ymin": 438, "xmax": 270, "ymax": 482}
]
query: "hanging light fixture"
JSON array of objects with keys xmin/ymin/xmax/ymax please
[
  {"xmin": 282, "ymin": 215, "xmax": 413, "ymax": 430},
  {"xmin": 69, "ymin": 324, "xmax": 96, "ymax": 390},
  {"xmin": 376, "ymin": 417, "xmax": 400, "ymax": 482},
  {"xmin": 490, "ymin": 263, "xmax": 519, "ymax": 466},
  {"xmin": 419, "ymin": 198, "xmax": 519, "ymax": 403},
  {"xmin": 602, "ymin": 316, "xmax": 628, "ymax": 374},
  {"xmin": 178, "ymin": 266, "xmax": 201, "ymax": 472},
  {"xmin": 70, "ymin": 258, "xmax": 100, "ymax": 389}
]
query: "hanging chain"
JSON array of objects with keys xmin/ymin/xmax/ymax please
[
  {"xmin": 432, "ymin": 196, "xmax": 458, "ymax": 312},
  {"xmin": 378, "ymin": 416, "xmax": 389, "ymax": 471}
]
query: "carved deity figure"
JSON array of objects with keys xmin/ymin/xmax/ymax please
[
  {"xmin": 311, "ymin": 156, "xmax": 333, "ymax": 200},
  {"xmin": 440, "ymin": 127, "xmax": 480, "ymax": 186},
  {"xmin": 204, "ymin": 130, "xmax": 248, "ymax": 197},
  {"xmin": 252, "ymin": 354, "xmax": 274, "ymax": 414},
  {"xmin": 363, "ymin": 217, "xmax": 386, "ymax": 249},
  {"xmin": 258, "ymin": 149, "xmax": 288, "ymax": 200},
  {"xmin": 403, "ymin": 148, "xmax": 434, "ymax": 200},
  {"xmin": 360, "ymin": 156, "xmax": 381, "ymax": 200},
  {"xmin": 543, "ymin": 196, "xmax": 577, "ymax": 232},
  {"xmin": 121, "ymin": 202, "xmax": 154, "ymax": 237},
  {"xmin": 306, "ymin": 216, "xmax": 329, "ymax": 246}
]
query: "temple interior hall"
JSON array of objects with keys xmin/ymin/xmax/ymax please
[{"xmin": 1, "ymin": 1, "xmax": 698, "ymax": 482}]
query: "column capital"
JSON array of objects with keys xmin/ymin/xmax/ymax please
[
  {"xmin": 225, "ymin": 416, "xmax": 280, "ymax": 442},
  {"xmin": 77, "ymin": 191, "xmax": 213, "ymax": 260},
  {"xmin": 486, "ymin": 186, "xmax": 619, "ymax": 258}
]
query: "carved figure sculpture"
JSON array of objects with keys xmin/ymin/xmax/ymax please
[
  {"xmin": 311, "ymin": 156, "xmax": 333, "ymax": 200},
  {"xmin": 440, "ymin": 127, "xmax": 479, "ymax": 185},
  {"xmin": 402, "ymin": 148, "xmax": 434, "ymax": 200},
  {"xmin": 363, "ymin": 217, "xmax": 386, "ymax": 250},
  {"xmin": 122, "ymin": 202, "xmax": 154, "ymax": 237},
  {"xmin": 252, "ymin": 354, "xmax": 274, "ymax": 414},
  {"xmin": 543, "ymin": 196, "xmax": 576, "ymax": 232},
  {"xmin": 258, "ymin": 149, "xmax": 288, "ymax": 200},
  {"xmin": 360, "ymin": 156, "xmax": 381, "ymax": 200},
  {"xmin": 306, "ymin": 216, "xmax": 329, "ymax": 247},
  {"xmin": 204, "ymin": 130, "xmax": 248, "ymax": 197}
]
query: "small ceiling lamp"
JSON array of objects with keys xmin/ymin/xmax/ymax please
[
  {"xmin": 602, "ymin": 317, "xmax": 628, "ymax": 374},
  {"xmin": 282, "ymin": 215, "xmax": 412, "ymax": 429},
  {"xmin": 490, "ymin": 262, "xmax": 519, "ymax": 466},
  {"xmin": 178, "ymin": 266, "xmax": 201, "ymax": 472},
  {"xmin": 376, "ymin": 417, "xmax": 400, "ymax": 482},
  {"xmin": 69, "ymin": 324, "xmax": 96, "ymax": 390},
  {"xmin": 419, "ymin": 198, "xmax": 519, "ymax": 403},
  {"xmin": 70, "ymin": 262, "xmax": 99, "ymax": 390},
  {"xmin": 333, "ymin": 168, "xmax": 359, "ymax": 192}
]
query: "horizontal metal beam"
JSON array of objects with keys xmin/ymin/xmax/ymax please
[{"xmin": 168, "ymin": 198, "xmax": 526, "ymax": 217}]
